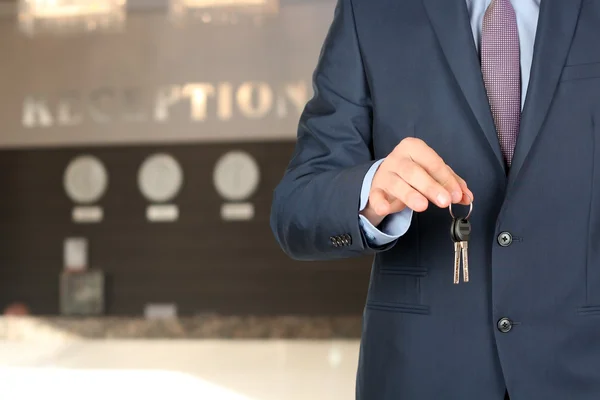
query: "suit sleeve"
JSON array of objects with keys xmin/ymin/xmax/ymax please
[{"xmin": 270, "ymin": 0, "xmax": 398, "ymax": 260}]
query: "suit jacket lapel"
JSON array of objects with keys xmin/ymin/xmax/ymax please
[
  {"xmin": 508, "ymin": 0, "xmax": 583, "ymax": 187},
  {"xmin": 422, "ymin": 0, "xmax": 505, "ymax": 173}
]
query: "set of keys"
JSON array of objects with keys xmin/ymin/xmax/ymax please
[{"xmin": 449, "ymin": 196, "xmax": 472, "ymax": 284}]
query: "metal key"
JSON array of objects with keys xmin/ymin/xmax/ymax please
[
  {"xmin": 453, "ymin": 240, "xmax": 461, "ymax": 284},
  {"xmin": 449, "ymin": 196, "xmax": 473, "ymax": 284},
  {"xmin": 451, "ymin": 218, "xmax": 471, "ymax": 283}
]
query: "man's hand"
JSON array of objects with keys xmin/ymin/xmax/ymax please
[{"xmin": 361, "ymin": 137, "xmax": 474, "ymax": 227}]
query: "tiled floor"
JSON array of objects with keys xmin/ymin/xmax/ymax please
[{"xmin": 0, "ymin": 340, "xmax": 360, "ymax": 400}]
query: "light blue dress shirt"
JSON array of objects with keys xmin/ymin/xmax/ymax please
[{"xmin": 359, "ymin": 0, "xmax": 541, "ymax": 246}]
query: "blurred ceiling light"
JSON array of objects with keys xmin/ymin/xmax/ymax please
[
  {"xmin": 169, "ymin": 0, "xmax": 278, "ymax": 26},
  {"xmin": 18, "ymin": 0, "xmax": 127, "ymax": 36}
]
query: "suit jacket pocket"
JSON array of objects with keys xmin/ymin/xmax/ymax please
[
  {"xmin": 365, "ymin": 265, "xmax": 429, "ymax": 314},
  {"xmin": 561, "ymin": 62, "xmax": 600, "ymax": 82},
  {"xmin": 578, "ymin": 306, "xmax": 600, "ymax": 316}
]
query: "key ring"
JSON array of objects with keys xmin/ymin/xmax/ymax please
[{"xmin": 448, "ymin": 193, "xmax": 473, "ymax": 220}]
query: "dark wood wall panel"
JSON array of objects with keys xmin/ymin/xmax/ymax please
[{"xmin": 0, "ymin": 142, "xmax": 373, "ymax": 316}]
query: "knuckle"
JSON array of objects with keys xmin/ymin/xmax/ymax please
[
  {"xmin": 407, "ymin": 191, "xmax": 425, "ymax": 208},
  {"xmin": 400, "ymin": 163, "xmax": 419, "ymax": 182},
  {"xmin": 400, "ymin": 136, "xmax": 417, "ymax": 146},
  {"xmin": 398, "ymin": 137, "xmax": 421, "ymax": 150},
  {"xmin": 450, "ymin": 175, "xmax": 463, "ymax": 188},
  {"xmin": 430, "ymin": 161, "xmax": 450, "ymax": 177},
  {"xmin": 452, "ymin": 179, "xmax": 463, "ymax": 190},
  {"xmin": 426, "ymin": 183, "xmax": 441, "ymax": 197},
  {"xmin": 394, "ymin": 156, "xmax": 409, "ymax": 170},
  {"xmin": 381, "ymin": 156, "xmax": 398, "ymax": 172},
  {"xmin": 441, "ymin": 174, "xmax": 458, "ymax": 188},
  {"xmin": 399, "ymin": 155, "xmax": 415, "ymax": 170}
]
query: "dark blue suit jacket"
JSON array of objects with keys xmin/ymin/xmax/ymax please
[{"xmin": 270, "ymin": 0, "xmax": 600, "ymax": 398}]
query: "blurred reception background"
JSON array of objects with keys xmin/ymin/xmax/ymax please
[{"xmin": 0, "ymin": 1, "xmax": 372, "ymax": 399}]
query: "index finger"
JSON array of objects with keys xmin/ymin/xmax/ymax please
[{"xmin": 403, "ymin": 139, "xmax": 464, "ymax": 202}]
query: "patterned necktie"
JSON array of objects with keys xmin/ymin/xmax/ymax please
[{"xmin": 481, "ymin": 0, "xmax": 521, "ymax": 166}]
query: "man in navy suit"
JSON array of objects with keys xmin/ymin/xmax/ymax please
[{"xmin": 271, "ymin": 0, "xmax": 600, "ymax": 398}]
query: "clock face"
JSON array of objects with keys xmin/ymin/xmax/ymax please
[
  {"xmin": 63, "ymin": 155, "xmax": 109, "ymax": 204},
  {"xmin": 138, "ymin": 153, "xmax": 184, "ymax": 203},
  {"xmin": 213, "ymin": 151, "xmax": 260, "ymax": 201}
]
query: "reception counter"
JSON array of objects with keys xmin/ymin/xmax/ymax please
[{"xmin": 0, "ymin": 315, "xmax": 362, "ymax": 341}]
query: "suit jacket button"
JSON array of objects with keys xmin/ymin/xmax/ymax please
[
  {"xmin": 497, "ymin": 232, "xmax": 513, "ymax": 247},
  {"xmin": 330, "ymin": 236, "xmax": 338, "ymax": 247},
  {"xmin": 497, "ymin": 318, "xmax": 513, "ymax": 333}
]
